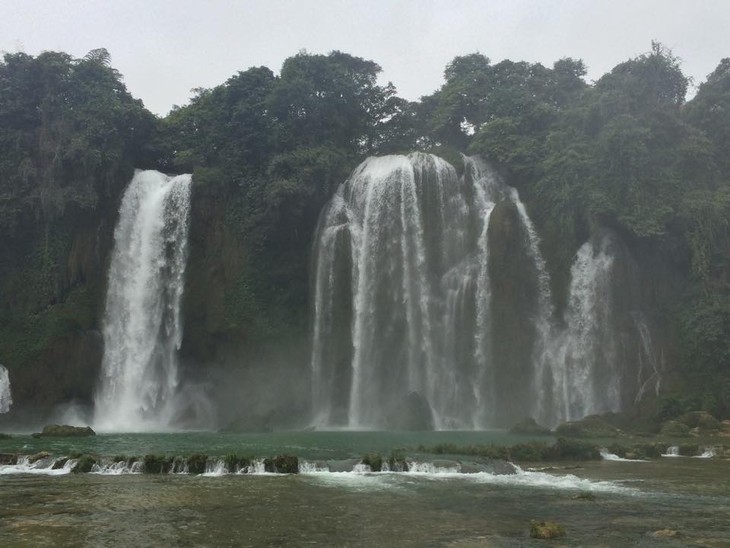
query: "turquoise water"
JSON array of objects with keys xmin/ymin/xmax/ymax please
[
  {"xmin": 0, "ymin": 430, "xmax": 554, "ymax": 459},
  {"xmin": 1, "ymin": 432, "xmax": 729, "ymax": 546}
]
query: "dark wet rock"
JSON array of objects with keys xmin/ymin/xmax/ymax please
[
  {"xmin": 264, "ymin": 454, "xmax": 298, "ymax": 474},
  {"xmin": 530, "ymin": 520, "xmax": 566, "ymax": 539},
  {"xmin": 389, "ymin": 391, "xmax": 435, "ymax": 431},
  {"xmin": 72, "ymin": 455, "xmax": 96, "ymax": 473},
  {"xmin": 52, "ymin": 457, "xmax": 69, "ymax": 470},
  {"xmin": 554, "ymin": 415, "xmax": 621, "ymax": 438},
  {"xmin": 660, "ymin": 420, "xmax": 691, "ymax": 437},
  {"xmin": 509, "ymin": 417, "xmax": 551, "ymax": 436},
  {"xmin": 32, "ymin": 424, "xmax": 96, "ymax": 438},
  {"xmin": 0, "ymin": 453, "xmax": 17, "ymax": 465}
]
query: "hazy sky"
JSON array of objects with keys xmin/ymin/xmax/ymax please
[{"xmin": 2, "ymin": 0, "xmax": 729, "ymax": 116}]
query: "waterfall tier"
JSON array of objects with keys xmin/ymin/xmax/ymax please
[
  {"xmin": 94, "ymin": 170, "xmax": 192, "ymax": 432},
  {"xmin": 310, "ymin": 154, "xmax": 661, "ymax": 430}
]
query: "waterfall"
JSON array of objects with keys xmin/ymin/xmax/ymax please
[
  {"xmin": 540, "ymin": 235, "xmax": 619, "ymax": 424},
  {"xmin": 0, "ymin": 365, "xmax": 12, "ymax": 414},
  {"xmin": 311, "ymin": 154, "xmax": 524, "ymax": 429},
  {"xmin": 311, "ymin": 154, "xmax": 659, "ymax": 430},
  {"xmin": 94, "ymin": 170, "xmax": 192, "ymax": 432}
]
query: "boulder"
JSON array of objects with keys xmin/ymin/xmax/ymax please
[
  {"xmin": 509, "ymin": 417, "xmax": 551, "ymax": 436},
  {"xmin": 32, "ymin": 424, "xmax": 96, "ymax": 438}
]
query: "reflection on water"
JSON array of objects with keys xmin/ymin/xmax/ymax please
[{"xmin": 1, "ymin": 459, "xmax": 729, "ymax": 546}]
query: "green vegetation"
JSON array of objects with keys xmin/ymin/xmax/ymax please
[
  {"xmin": 72, "ymin": 455, "xmax": 96, "ymax": 473},
  {"xmin": 263, "ymin": 454, "xmax": 299, "ymax": 474},
  {"xmin": 143, "ymin": 454, "xmax": 173, "ymax": 474},
  {"xmin": 361, "ymin": 453, "xmax": 383, "ymax": 472},
  {"xmin": 415, "ymin": 438, "xmax": 601, "ymax": 462},
  {"xmin": 0, "ymin": 43, "xmax": 728, "ymax": 423}
]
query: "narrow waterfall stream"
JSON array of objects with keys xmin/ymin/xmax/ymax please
[
  {"xmin": 0, "ymin": 365, "xmax": 12, "ymax": 414},
  {"xmin": 94, "ymin": 170, "xmax": 192, "ymax": 432}
]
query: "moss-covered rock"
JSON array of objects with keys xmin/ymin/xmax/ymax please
[
  {"xmin": 28, "ymin": 451, "xmax": 52, "ymax": 463},
  {"xmin": 143, "ymin": 454, "xmax": 173, "ymax": 474},
  {"xmin": 72, "ymin": 455, "xmax": 96, "ymax": 473},
  {"xmin": 549, "ymin": 437, "xmax": 601, "ymax": 460},
  {"xmin": 659, "ymin": 420, "xmax": 691, "ymax": 437},
  {"xmin": 510, "ymin": 417, "xmax": 551, "ymax": 436},
  {"xmin": 51, "ymin": 457, "xmax": 69, "ymax": 470},
  {"xmin": 0, "ymin": 453, "xmax": 18, "ymax": 465},
  {"xmin": 33, "ymin": 424, "xmax": 96, "ymax": 438},
  {"xmin": 0, "ymin": 433, "xmax": 11, "ymax": 439},
  {"xmin": 554, "ymin": 416, "xmax": 621, "ymax": 438},
  {"xmin": 677, "ymin": 411, "xmax": 722, "ymax": 434},
  {"xmin": 530, "ymin": 520, "xmax": 566, "ymax": 539},
  {"xmin": 186, "ymin": 453, "xmax": 208, "ymax": 475},
  {"xmin": 264, "ymin": 454, "xmax": 299, "ymax": 474},
  {"xmin": 361, "ymin": 453, "xmax": 383, "ymax": 472}
]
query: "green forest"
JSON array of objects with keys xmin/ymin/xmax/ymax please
[{"xmin": 1, "ymin": 43, "xmax": 729, "ymax": 424}]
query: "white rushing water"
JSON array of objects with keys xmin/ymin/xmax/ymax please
[
  {"xmin": 540, "ymin": 235, "xmax": 619, "ymax": 424},
  {"xmin": 310, "ymin": 154, "xmax": 552, "ymax": 429},
  {"xmin": 0, "ymin": 364, "xmax": 12, "ymax": 414},
  {"xmin": 94, "ymin": 170, "xmax": 192, "ymax": 432}
]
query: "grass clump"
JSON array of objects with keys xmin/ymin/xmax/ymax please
[{"xmin": 530, "ymin": 520, "xmax": 566, "ymax": 539}]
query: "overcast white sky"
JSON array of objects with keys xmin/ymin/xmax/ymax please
[{"xmin": 2, "ymin": 0, "xmax": 729, "ymax": 116}]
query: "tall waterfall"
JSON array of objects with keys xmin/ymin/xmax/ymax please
[
  {"xmin": 94, "ymin": 170, "xmax": 192, "ymax": 432},
  {"xmin": 0, "ymin": 365, "xmax": 12, "ymax": 414},
  {"xmin": 311, "ymin": 154, "xmax": 661, "ymax": 430}
]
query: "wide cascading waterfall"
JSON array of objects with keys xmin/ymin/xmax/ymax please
[
  {"xmin": 0, "ymin": 365, "xmax": 12, "ymax": 414},
  {"xmin": 94, "ymin": 170, "xmax": 192, "ymax": 432},
  {"xmin": 312, "ymin": 154, "xmax": 518, "ymax": 429},
  {"xmin": 311, "ymin": 154, "xmax": 660, "ymax": 430}
]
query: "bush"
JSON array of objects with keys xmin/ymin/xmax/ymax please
[
  {"xmin": 361, "ymin": 453, "xmax": 383, "ymax": 472},
  {"xmin": 187, "ymin": 453, "xmax": 208, "ymax": 475},
  {"xmin": 143, "ymin": 454, "xmax": 172, "ymax": 474}
]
